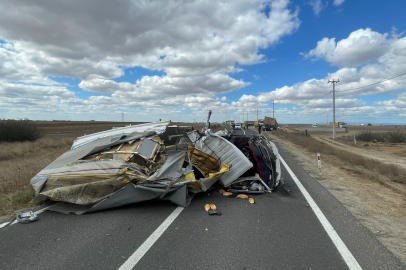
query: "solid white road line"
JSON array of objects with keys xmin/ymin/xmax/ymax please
[
  {"xmin": 280, "ymin": 156, "xmax": 362, "ymax": 270},
  {"xmin": 118, "ymin": 206, "xmax": 184, "ymax": 270},
  {"xmin": 0, "ymin": 206, "xmax": 53, "ymax": 228},
  {"xmin": 0, "ymin": 222, "xmax": 9, "ymax": 229}
]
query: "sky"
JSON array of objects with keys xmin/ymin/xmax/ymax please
[{"xmin": 0, "ymin": 0, "xmax": 405, "ymax": 124}]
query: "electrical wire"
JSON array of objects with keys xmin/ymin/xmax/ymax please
[
  {"xmin": 314, "ymin": 91, "xmax": 332, "ymax": 99},
  {"xmin": 335, "ymin": 71, "xmax": 406, "ymax": 93}
]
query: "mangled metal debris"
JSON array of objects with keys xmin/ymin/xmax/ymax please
[
  {"xmin": 16, "ymin": 211, "xmax": 38, "ymax": 224},
  {"xmin": 30, "ymin": 112, "xmax": 281, "ymax": 214}
]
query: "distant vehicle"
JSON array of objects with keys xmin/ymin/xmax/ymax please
[
  {"xmin": 330, "ymin": 122, "xmax": 347, "ymax": 128},
  {"xmin": 312, "ymin": 124, "xmax": 318, "ymax": 127},
  {"xmin": 226, "ymin": 119, "xmax": 235, "ymax": 126},
  {"xmin": 262, "ymin": 116, "xmax": 278, "ymax": 131},
  {"xmin": 234, "ymin": 124, "xmax": 241, "ymax": 130},
  {"xmin": 244, "ymin": 120, "xmax": 255, "ymax": 127},
  {"xmin": 339, "ymin": 122, "xmax": 347, "ymax": 128},
  {"xmin": 254, "ymin": 119, "xmax": 264, "ymax": 127}
]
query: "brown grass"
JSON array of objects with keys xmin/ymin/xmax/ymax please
[
  {"xmin": 0, "ymin": 138, "xmax": 73, "ymax": 216},
  {"xmin": 270, "ymin": 129, "xmax": 406, "ymax": 185}
]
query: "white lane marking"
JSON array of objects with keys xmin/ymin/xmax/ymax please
[
  {"xmin": 0, "ymin": 222, "xmax": 9, "ymax": 229},
  {"xmin": 118, "ymin": 206, "xmax": 184, "ymax": 270},
  {"xmin": 242, "ymin": 128, "xmax": 246, "ymax": 135},
  {"xmin": 1, "ymin": 206, "xmax": 53, "ymax": 228},
  {"xmin": 280, "ymin": 156, "xmax": 362, "ymax": 270}
]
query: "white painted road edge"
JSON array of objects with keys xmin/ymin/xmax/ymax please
[
  {"xmin": 118, "ymin": 206, "xmax": 185, "ymax": 270},
  {"xmin": 0, "ymin": 205, "xmax": 52, "ymax": 229},
  {"xmin": 280, "ymin": 156, "xmax": 362, "ymax": 270}
]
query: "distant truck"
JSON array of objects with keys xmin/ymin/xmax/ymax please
[
  {"xmin": 226, "ymin": 119, "xmax": 235, "ymax": 126},
  {"xmin": 254, "ymin": 119, "xmax": 264, "ymax": 127},
  {"xmin": 330, "ymin": 122, "xmax": 347, "ymax": 128},
  {"xmin": 244, "ymin": 120, "xmax": 255, "ymax": 127},
  {"xmin": 262, "ymin": 116, "xmax": 278, "ymax": 131}
]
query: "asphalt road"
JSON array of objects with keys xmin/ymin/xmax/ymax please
[{"xmin": 0, "ymin": 128, "xmax": 405, "ymax": 270}]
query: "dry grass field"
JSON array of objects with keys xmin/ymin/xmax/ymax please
[{"xmin": 0, "ymin": 120, "xmax": 228, "ymax": 217}]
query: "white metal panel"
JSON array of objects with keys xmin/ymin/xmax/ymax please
[
  {"xmin": 189, "ymin": 131, "xmax": 253, "ymax": 186},
  {"xmin": 71, "ymin": 121, "xmax": 170, "ymax": 150}
]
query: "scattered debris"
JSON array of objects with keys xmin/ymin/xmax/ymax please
[
  {"xmin": 237, "ymin": 194, "xmax": 249, "ymax": 199},
  {"xmin": 30, "ymin": 111, "xmax": 281, "ymax": 214},
  {"xmin": 204, "ymin": 204, "xmax": 210, "ymax": 211},
  {"xmin": 16, "ymin": 211, "xmax": 37, "ymax": 224},
  {"xmin": 249, "ymin": 198, "xmax": 255, "ymax": 204},
  {"xmin": 208, "ymin": 209, "xmax": 221, "ymax": 215}
]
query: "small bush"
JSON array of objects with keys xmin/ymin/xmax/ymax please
[
  {"xmin": 355, "ymin": 131, "xmax": 406, "ymax": 143},
  {"xmin": 386, "ymin": 132, "xmax": 406, "ymax": 143},
  {"xmin": 356, "ymin": 131, "xmax": 385, "ymax": 142},
  {"xmin": 0, "ymin": 119, "xmax": 42, "ymax": 142}
]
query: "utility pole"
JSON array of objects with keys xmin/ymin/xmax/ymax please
[
  {"xmin": 247, "ymin": 112, "xmax": 248, "ymax": 121},
  {"xmin": 121, "ymin": 112, "xmax": 124, "ymax": 122},
  {"xmin": 257, "ymin": 108, "xmax": 258, "ymax": 121},
  {"xmin": 328, "ymin": 79, "xmax": 339, "ymax": 139},
  {"xmin": 327, "ymin": 114, "xmax": 328, "ymax": 127},
  {"xmin": 272, "ymin": 100, "xmax": 275, "ymax": 118}
]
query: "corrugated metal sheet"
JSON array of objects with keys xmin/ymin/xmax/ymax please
[
  {"xmin": 71, "ymin": 121, "xmax": 170, "ymax": 149},
  {"xmin": 189, "ymin": 131, "xmax": 253, "ymax": 186}
]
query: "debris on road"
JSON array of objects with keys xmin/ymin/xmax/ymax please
[
  {"xmin": 208, "ymin": 209, "xmax": 221, "ymax": 215},
  {"xmin": 204, "ymin": 204, "xmax": 210, "ymax": 211},
  {"xmin": 237, "ymin": 194, "xmax": 249, "ymax": 199},
  {"xmin": 249, "ymin": 198, "xmax": 255, "ymax": 204},
  {"xmin": 16, "ymin": 211, "xmax": 37, "ymax": 224},
  {"xmin": 30, "ymin": 110, "xmax": 281, "ymax": 214}
]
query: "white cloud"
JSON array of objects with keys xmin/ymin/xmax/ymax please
[
  {"xmin": 0, "ymin": 0, "xmax": 300, "ymax": 84},
  {"xmin": 232, "ymin": 29, "xmax": 406, "ymax": 124},
  {"xmin": 304, "ymin": 28, "xmax": 393, "ymax": 67},
  {"xmin": 333, "ymin": 0, "xmax": 345, "ymax": 6},
  {"xmin": 0, "ymin": 0, "xmax": 301, "ymax": 121},
  {"xmin": 307, "ymin": 0, "xmax": 327, "ymax": 15}
]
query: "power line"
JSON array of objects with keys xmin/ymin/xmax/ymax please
[
  {"xmin": 335, "ymin": 71, "xmax": 406, "ymax": 93},
  {"xmin": 314, "ymin": 91, "xmax": 332, "ymax": 100}
]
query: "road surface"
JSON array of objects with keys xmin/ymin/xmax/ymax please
[{"xmin": 0, "ymin": 128, "xmax": 404, "ymax": 270}]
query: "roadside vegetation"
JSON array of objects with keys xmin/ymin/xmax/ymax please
[
  {"xmin": 355, "ymin": 130, "xmax": 406, "ymax": 143},
  {"xmin": 0, "ymin": 138, "xmax": 73, "ymax": 216},
  {"xmin": 269, "ymin": 129, "xmax": 406, "ymax": 185},
  {"xmin": 0, "ymin": 119, "xmax": 42, "ymax": 142}
]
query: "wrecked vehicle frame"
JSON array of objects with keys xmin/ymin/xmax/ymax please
[{"xmin": 30, "ymin": 113, "xmax": 281, "ymax": 214}]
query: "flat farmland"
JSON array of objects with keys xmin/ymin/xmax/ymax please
[{"xmin": 35, "ymin": 121, "xmax": 147, "ymax": 139}]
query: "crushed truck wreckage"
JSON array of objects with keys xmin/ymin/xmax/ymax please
[{"xmin": 30, "ymin": 112, "xmax": 281, "ymax": 214}]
